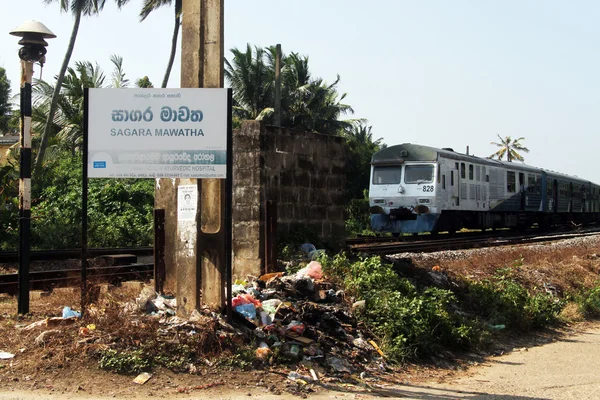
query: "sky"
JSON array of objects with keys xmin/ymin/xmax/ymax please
[{"xmin": 1, "ymin": 0, "xmax": 599, "ymax": 182}]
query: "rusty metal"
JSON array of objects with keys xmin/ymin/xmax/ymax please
[
  {"xmin": 0, "ymin": 263, "xmax": 154, "ymax": 295},
  {"xmin": 154, "ymin": 209, "xmax": 166, "ymax": 294},
  {"xmin": 264, "ymin": 200, "xmax": 278, "ymax": 273}
]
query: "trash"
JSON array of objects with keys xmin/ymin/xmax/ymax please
[
  {"xmin": 369, "ymin": 340, "xmax": 386, "ymax": 358},
  {"xmin": 255, "ymin": 342, "xmax": 272, "ymax": 361},
  {"xmin": 133, "ymin": 372, "xmax": 152, "ymax": 385},
  {"xmin": 300, "ymin": 243, "xmax": 317, "ymax": 256},
  {"xmin": 352, "ymin": 300, "xmax": 366, "ymax": 310},
  {"xmin": 135, "ymin": 286, "xmax": 157, "ymax": 312},
  {"xmin": 259, "ymin": 311, "xmax": 272, "ymax": 326},
  {"xmin": 296, "ymin": 261, "xmax": 323, "ymax": 280},
  {"xmin": 79, "ymin": 327, "xmax": 91, "ymax": 336},
  {"xmin": 235, "ymin": 303, "xmax": 257, "ymax": 320},
  {"xmin": 285, "ymin": 321, "xmax": 306, "ymax": 335},
  {"xmin": 327, "ymin": 356, "xmax": 353, "ymax": 373},
  {"xmin": 62, "ymin": 306, "xmax": 81, "ymax": 319},
  {"xmin": 309, "ymin": 369, "xmax": 319, "ymax": 382},
  {"xmin": 86, "ymin": 324, "xmax": 96, "ymax": 330},
  {"xmin": 259, "ymin": 272, "xmax": 284, "ymax": 282},
  {"xmin": 490, "ymin": 324, "xmax": 506, "ymax": 331},
  {"xmin": 287, "ymin": 371, "xmax": 310, "ymax": 384},
  {"xmin": 0, "ymin": 352, "xmax": 14, "ymax": 359},
  {"xmin": 289, "ymin": 344, "xmax": 300, "ymax": 358},
  {"xmin": 231, "ymin": 293, "xmax": 262, "ymax": 308}
]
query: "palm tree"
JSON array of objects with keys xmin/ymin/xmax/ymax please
[
  {"xmin": 225, "ymin": 44, "xmax": 275, "ymax": 120},
  {"xmin": 139, "ymin": 0, "xmax": 182, "ymax": 88},
  {"xmin": 35, "ymin": 0, "xmax": 131, "ymax": 174},
  {"xmin": 489, "ymin": 134, "xmax": 530, "ymax": 162},
  {"xmin": 225, "ymin": 44, "xmax": 359, "ymax": 134},
  {"xmin": 343, "ymin": 123, "xmax": 386, "ymax": 200}
]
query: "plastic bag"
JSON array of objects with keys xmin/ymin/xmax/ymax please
[
  {"xmin": 62, "ymin": 306, "xmax": 81, "ymax": 319},
  {"xmin": 285, "ymin": 320, "xmax": 305, "ymax": 335},
  {"xmin": 231, "ymin": 293, "xmax": 262, "ymax": 308},
  {"xmin": 235, "ymin": 303, "xmax": 257, "ymax": 320},
  {"xmin": 296, "ymin": 261, "xmax": 323, "ymax": 280}
]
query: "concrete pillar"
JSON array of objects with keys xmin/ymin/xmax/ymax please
[{"xmin": 155, "ymin": 0, "xmax": 225, "ymax": 315}]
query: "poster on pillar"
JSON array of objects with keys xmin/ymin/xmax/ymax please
[{"xmin": 86, "ymin": 88, "xmax": 229, "ymax": 179}]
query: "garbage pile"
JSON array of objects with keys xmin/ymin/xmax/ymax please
[{"xmin": 228, "ymin": 259, "xmax": 386, "ymax": 374}]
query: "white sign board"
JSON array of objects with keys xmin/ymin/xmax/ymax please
[
  {"xmin": 87, "ymin": 88, "xmax": 228, "ymax": 179},
  {"xmin": 178, "ymin": 185, "xmax": 198, "ymax": 221}
]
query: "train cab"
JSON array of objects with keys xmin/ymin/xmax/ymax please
[{"xmin": 369, "ymin": 145, "xmax": 441, "ymax": 234}]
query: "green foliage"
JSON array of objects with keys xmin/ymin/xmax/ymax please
[
  {"xmin": 0, "ymin": 67, "xmax": 11, "ymax": 133},
  {"xmin": 320, "ymin": 254, "xmax": 483, "ymax": 362},
  {"xmin": 576, "ymin": 286, "xmax": 600, "ymax": 317},
  {"xmin": 345, "ymin": 191, "xmax": 375, "ymax": 237},
  {"xmin": 462, "ymin": 267, "xmax": 563, "ymax": 330},
  {"xmin": 98, "ymin": 349, "xmax": 152, "ymax": 375},
  {"xmin": 0, "ymin": 150, "xmax": 154, "ymax": 250},
  {"xmin": 342, "ymin": 124, "xmax": 385, "ymax": 201}
]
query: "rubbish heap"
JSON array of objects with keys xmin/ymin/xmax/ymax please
[{"xmin": 229, "ymin": 259, "xmax": 386, "ymax": 374}]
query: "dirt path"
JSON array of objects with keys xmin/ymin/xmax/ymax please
[{"xmin": 2, "ymin": 323, "xmax": 600, "ymax": 399}]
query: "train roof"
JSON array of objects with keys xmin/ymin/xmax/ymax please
[{"xmin": 371, "ymin": 143, "xmax": 597, "ymax": 186}]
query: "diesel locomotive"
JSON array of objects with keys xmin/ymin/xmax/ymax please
[{"xmin": 369, "ymin": 143, "xmax": 600, "ymax": 234}]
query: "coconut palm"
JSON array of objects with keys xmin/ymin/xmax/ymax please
[
  {"xmin": 139, "ymin": 0, "xmax": 182, "ymax": 88},
  {"xmin": 225, "ymin": 44, "xmax": 358, "ymax": 134},
  {"xmin": 35, "ymin": 0, "xmax": 131, "ymax": 174},
  {"xmin": 225, "ymin": 44, "xmax": 275, "ymax": 121},
  {"xmin": 489, "ymin": 134, "xmax": 530, "ymax": 162}
]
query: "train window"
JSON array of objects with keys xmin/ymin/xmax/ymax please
[
  {"xmin": 372, "ymin": 166, "xmax": 401, "ymax": 185},
  {"xmin": 476, "ymin": 166, "xmax": 481, "ymax": 181},
  {"xmin": 404, "ymin": 165, "xmax": 434, "ymax": 184},
  {"xmin": 528, "ymin": 175, "xmax": 536, "ymax": 194},
  {"xmin": 469, "ymin": 165, "xmax": 474, "ymax": 180},
  {"xmin": 507, "ymin": 171, "xmax": 516, "ymax": 193},
  {"xmin": 461, "ymin": 163, "xmax": 466, "ymax": 179},
  {"xmin": 455, "ymin": 162, "xmax": 459, "ymax": 170},
  {"xmin": 442, "ymin": 175, "xmax": 446, "ymax": 189},
  {"xmin": 451, "ymin": 171, "xmax": 454, "ymax": 186}
]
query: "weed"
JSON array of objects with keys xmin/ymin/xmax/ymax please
[{"xmin": 98, "ymin": 349, "xmax": 151, "ymax": 375}]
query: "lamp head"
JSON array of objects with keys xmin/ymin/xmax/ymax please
[{"xmin": 9, "ymin": 20, "xmax": 56, "ymax": 63}]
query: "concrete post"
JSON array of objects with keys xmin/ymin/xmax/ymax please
[{"xmin": 154, "ymin": 0, "xmax": 225, "ymax": 315}]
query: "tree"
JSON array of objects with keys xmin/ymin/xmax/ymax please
[
  {"xmin": 343, "ymin": 123, "xmax": 386, "ymax": 201},
  {"xmin": 139, "ymin": 0, "xmax": 182, "ymax": 88},
  {"xmin": 0, "ymin": 68, "xmax": 11, "ymax": 134},
  {"xmin": 225, "ymin": 44, "xmax": 357, "ymax": 134},
  {"xmin": 35, "ymin": 0, "xmax": 131, "ymax": 174},
  {"xmin": 136, "ymin": 76, "xmax": 154, "ymax": 88},
  {"xmin": 489, "ymin": 134, "xmax": 529, "ymax": 162}
]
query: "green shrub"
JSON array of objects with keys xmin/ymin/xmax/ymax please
[
  {"xmin": 578, "ymin": 286, "xmax": 600, "ymax": 317},
  {"xmin": 98, "ymin": 349, "xmax": 151, "ymax": 375},
  {"xmin": 320, "ymin": 254, "xmax": 484, "ymax": 362}
]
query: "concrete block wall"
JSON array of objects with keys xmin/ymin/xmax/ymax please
[{"xmin": 232, "ymin": 121, "xmax": 346, "ymax": 280}]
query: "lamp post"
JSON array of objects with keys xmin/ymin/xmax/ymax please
[{"xmin": 9, "ymin": 21, "xmax": 56, "ymax": 314}]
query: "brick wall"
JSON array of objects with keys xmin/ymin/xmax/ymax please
[{"xmin": 233, "ymin": 121, "xmax": 346, "ymax": 280}]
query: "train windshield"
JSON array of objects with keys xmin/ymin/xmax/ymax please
[
  {"xmin": 372, "ymin": 166, "xmax": 401, "ymax": 185},
  {"xmin": 405, "ymin": 165, "xmax": 434, "ymax": 184}
]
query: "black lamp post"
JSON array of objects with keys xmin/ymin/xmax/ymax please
[{"xmin": 9, "ymin": 21, "xmax": 56, "ymax": 314}]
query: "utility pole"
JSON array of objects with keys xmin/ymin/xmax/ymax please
[
  {"xmin": 155, "ymin": 0, "xmax": 225, "ymax": 315},
  {"xmin": 274, "ymin": 44, "xmax": 281, "ymax": 127}
]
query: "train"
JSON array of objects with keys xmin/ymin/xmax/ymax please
[{"xmin": 369, "ymin": 143, "xmax": 600, "ymax": 235}]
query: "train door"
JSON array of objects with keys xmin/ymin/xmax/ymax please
[
  {"xmin": 552, "ymin": 180, "xmax": 558, "ymax": 212},
  {"xmin": 450, "ymin": 165, "xmax": 459, "ymax": 206},
  {"xmin": 519, "ymin": 172, "xmax": 525, "ymax": 211}
]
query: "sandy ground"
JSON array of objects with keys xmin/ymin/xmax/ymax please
[{"xmin": 1, "ymin": 323, "xmax": 600, "ymax": 399}]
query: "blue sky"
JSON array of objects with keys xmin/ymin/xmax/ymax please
[{"xmin": 1, "ymin": 0, "xmax": 599, "ymax": 182}]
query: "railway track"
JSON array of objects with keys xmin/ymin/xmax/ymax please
[
  {"xmin": 0, "ymin": 263, "xmax": 154, "ymax": 295},
  {"xmin": 0, "ymin": 247, "xmax": 153, "ymax": 263},
  {"xmin": 348, "ymin": 228, "xmax": 600, "ymax": 255}
]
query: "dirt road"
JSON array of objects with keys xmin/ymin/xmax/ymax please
[{"xmin": 2, "ymin": 323, "xmax": 600, "ymax": 399}]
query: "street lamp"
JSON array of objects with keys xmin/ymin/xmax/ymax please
[{"xmin": 9, "ymin": 21, "xmax": 56, "ymax": 314}]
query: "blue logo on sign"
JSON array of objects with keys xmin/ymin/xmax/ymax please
[{"xmin": 93, "ymin": 161, "xmax": 107, "ymax": 168}]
